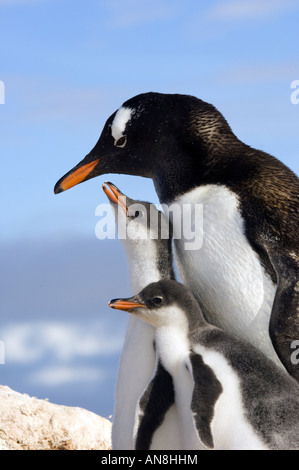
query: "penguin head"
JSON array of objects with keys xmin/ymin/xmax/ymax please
[
  {"xmin": 109, "ymin": 279, "xmax": 206, "ymax": 329},
  {"xmin": 102, "ymin": 181, "xmax": 171, "ymax": 245},
  {"xmin": 54, "ymin": 92, "xmax": 235, "ymax": 197}
]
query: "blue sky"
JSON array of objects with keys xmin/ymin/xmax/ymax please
[{"xmin": 1, "ymin": 0, "xmax": 299, "ymax": 418}]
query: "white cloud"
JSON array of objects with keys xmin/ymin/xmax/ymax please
[
  {"xmin": 185, "ymin": 0, "xmax": 299, "ymax": 44},
  {"xmin": 2, "ymin": 324, "xmax": 40, "ymax": 363},
  {"xmin": 105, "ymin": 0, "xmax": 178, "ymax": 28},
  {"xmin": 5, "ymin": 75, "xmax": 129, "ymax": 124},
  {"xmin": 30, "ymin": 365, "xmax": 104, "ymax": 387},
  {"xmin": 221, "ymin": 62, "xmax": 299, "ymax": 85},
  {"xmin": 0, "ymin": 0, "xmax": 43, "ymax": 5},
  {"xmin": 2, "ymin": 320, "xmax": 123, "ymax": 364},
  {"xmin": 208, "ymin": 0, "xmax": 298, "ymax": 21}
]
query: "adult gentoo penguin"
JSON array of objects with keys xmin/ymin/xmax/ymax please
[
  {"xmin": 54, "ymin": 92, "xmax": 299, "ymax": 379},
  {"xmin": 102, "ymin": 182, "xmax": 181, "ymax": 450},
  {"xmin": 109, "ymin": 280, "xmax": 299, "ymax": 451}
]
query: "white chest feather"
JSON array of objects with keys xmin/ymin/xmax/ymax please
[
  {"xmin": 155, "ymin": 321, "xmax": 190, "ymax": 374},
  {"xmin": 171, "ymin": 185, "xmax": 279, "ymax": 365},
  {"xmin": 155, "ymin": 323, "xmax": 205, "ymax": 450},
  {"xmin": 193, "ymin": 345, "xmax": 268, "ymax": 450}
]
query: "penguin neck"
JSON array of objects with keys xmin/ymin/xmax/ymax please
[
  {"xmin": 153, "ymin": 137, "xmax": 247, "ymax": 205},
  {"xmin": 155, "ymin": 323, "xmax": 190, "ymax": 374},
  {"xmin": 122, "ymin": 237, "xmax": 175, "ymax": 293}
]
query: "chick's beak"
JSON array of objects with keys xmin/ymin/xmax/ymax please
[
  {"xmin": 102, "ymin": 182, "xmax": 128, "ymax": 213},
  {"xmin": 109, "ymin": 298, "xmax": 146, "ymax": 311}
]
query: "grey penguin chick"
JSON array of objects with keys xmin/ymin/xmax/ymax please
[
  {"xmin": 54, "ymin": 92, "xmax": 299, "ymax": 380},
  {"xmin": 110, "ymin": 280, "xmax": 299, "ymax": 450},
  {"xmin": 102, "ymin": 182, "xmax": 183, "ymax": 450}
]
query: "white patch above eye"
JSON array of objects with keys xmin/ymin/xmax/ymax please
[{"xmin": 111, "ymin": 106, "xmax": 134, "ymax": 141}]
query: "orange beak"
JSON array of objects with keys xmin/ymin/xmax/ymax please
[
  {"xmin": 102, "ymin": 181, "xmax": 128, "ymax": 214},
  {"xmin": 54, "ymin": 158, "xmax": 101, "ymax": 193},
  {"xmin": 108, "ymin": 299, "xmax": 147, "ymax": 311}
]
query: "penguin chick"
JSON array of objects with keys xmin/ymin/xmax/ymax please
[
  {"xmin": 103, "ymin": 182, "xmax": 181, "ymax": 450},
  {"xmin": 103, "ymin": 182, "xmax": 175, "ymax": 290},
  {"xmin": 110, "ymin": 280, "xmax": 299, "ymax": 451}
]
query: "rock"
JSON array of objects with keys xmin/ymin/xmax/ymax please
[
  {"xmin": 0, "ymin": 439, "xmax": 10, "ymax": 450},
  {"xmin": 0, "ymin": 386, "xmax": 112, "ymax": 450}
]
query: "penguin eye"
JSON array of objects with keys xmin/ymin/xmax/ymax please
[
  {"xmin": 115, "ymin": 135, "xmax": 127, "ymax": 148},
  {"xmin": 128, "ymin": 209, "xmax": 141, "ymax": 219},
  {"xmin": 151, "ymin": 296, "xmax": 163, "ymax": 307}
]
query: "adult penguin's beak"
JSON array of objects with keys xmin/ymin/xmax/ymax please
[{"xmin": 54, "ymin": 156, "xmax": 102, "ymax": 194}]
